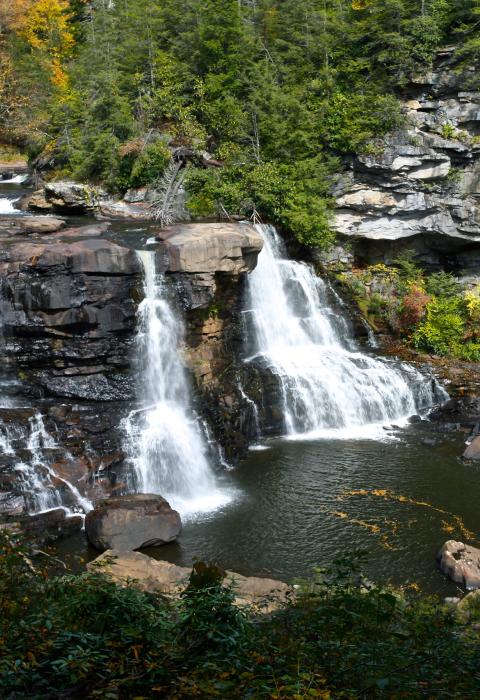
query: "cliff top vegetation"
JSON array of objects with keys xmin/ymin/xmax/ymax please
[{"xmin": 1, "ymin": 1, "xmax": 479, "ymax": 245}]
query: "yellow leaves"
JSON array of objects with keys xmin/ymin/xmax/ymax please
[
  {"xmin": 464, "ymin": 285, "xmax": 480, "ymax": 323},
  {"xmin": 335, "ymin": 488, "xmax": 477, "ymax": 545},
  {"xmin": 18, "ymin": 0, "xmax": 74, "ymax": 89},
  {"xmin": 351, "ymin": 0, "xmax": 370, "ymax": 9}
]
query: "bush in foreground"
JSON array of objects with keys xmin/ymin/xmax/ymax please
[{"xmin": 1, "ymin": 532, "xmax": 480, "ymax": 698}]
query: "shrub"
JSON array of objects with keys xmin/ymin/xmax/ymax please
[
  {"xmin": 129, "ymin": 140, "xmax": 171, "ymax": 188},
  {"xmin": 413, "ymin": 296, "xmax": 466, "ymax": 355},
  {"xmin": 398, "ymin": 284, "xmax": 431, "ymax": 332},
  {"xmin": 425, "ymin": 271, "xmax": 460, "ymax": 298}
]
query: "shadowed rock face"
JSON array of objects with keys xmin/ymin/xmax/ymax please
[
  {"xmin": 0, "ymin": 237, "xmax": 141, "ymax": 401},
  {"xmin": 85, "ymin": 494, "xmax": 182, "ymax": 551},
  {"xmin": 331, "ymin": 49, "xmax": 480, "ymax": 273}
]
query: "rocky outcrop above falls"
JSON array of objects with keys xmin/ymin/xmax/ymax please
[
  {"xmin": 331, "ymin": 49, "xmax": 480, "ymax": 273},
  {"xmin": 158, "ymin": 222, "xmax": 263, "ymax": 308}
]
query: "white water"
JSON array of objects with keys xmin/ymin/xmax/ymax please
[
  {"xmin": 2, "ymin": 174, "xmax": 28, "ymax": 184},
  {"xmin": 0, "ymin": 196, "xmax": 20, "ymax": 214},
  {"xmin": 247, "ymin": 224, "xmax": 445, "ymax": 438},
  {"xmin": 3, "ymin": 413, "xmax": 93, "ymax": 514},
  {"xmin": 123, "ymin": 251, "xmax": 231, "ymax": 516}
]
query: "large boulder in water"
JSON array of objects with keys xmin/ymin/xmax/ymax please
[
  {"xmin": 437, "ymin": 540, "xmax": 480, "ymax": 589},
  {"xmin": 85, "ymin": 494, "xmax": 182, "ymax": 551}
]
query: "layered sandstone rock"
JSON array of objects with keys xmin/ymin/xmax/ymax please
[
  {"xmin": 330, "ymin": 49, "xmax": 480, "ymax": 273},
  {"xmin": 0, "ymin": 234, "xmax": 140, "ymax": 401}
]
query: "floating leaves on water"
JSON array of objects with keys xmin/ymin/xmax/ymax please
[{"xmin": 327, "ymin": 488, "xmax": 477, "ymax": 549}]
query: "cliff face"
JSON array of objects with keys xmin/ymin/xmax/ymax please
[
  {"xmin": 330, "ymin": 49, "xmax": 480, "ymax": 278},
  {"xmin": 0, "ymin": 220, "xmax": 263, "ymax": 524}
]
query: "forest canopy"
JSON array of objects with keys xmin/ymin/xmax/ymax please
[{"xmin": 1, "ymin": 0, "xmax": 479, "ymax": 245}]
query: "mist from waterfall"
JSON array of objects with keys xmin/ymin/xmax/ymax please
[
  {"xmin": 246, "ymin": 224, "xmax": 446, "ymax": 439},
  {"xmin": 123, "ymin": 250, "xmax": 230, "ymax": 516}
]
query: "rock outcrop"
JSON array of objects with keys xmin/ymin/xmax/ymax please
[
  {"xmin": 437, "ymin": 540, "xmax": 480, "ymax": 589},
  {"xmin": 0, "ymin": 231, "xmax": 140, "ymax": 400},
  {"xmin": 331, "ymin": 49, "xmax": 480, "ymax": 274},
  {"xmin": 88, "ymin": 549, "xmax": 291, "ymax": 612},
  {"xmin": 85, "ymin": 494, "xmax": 182, "ymax": 551}
]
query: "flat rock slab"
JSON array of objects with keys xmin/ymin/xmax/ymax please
[
  {"xmin": 438, "ymin": 540, "xmax": 480, "ymax": 589},
  {"xmin": 0, "ymin": 216, "xmax": 66, "ymax": 235},
  {"xmin": 463, "ymin": 435, "xmax": 480, "ymax": 460},
  {"xmin": 5, "ymin": 237, "xmax": 140, "ymax": 275},
  {"xmin": 85, "ymin": 494, "xmax": 182, "ymax": 551},
  {"xmin": 88, "ymin": 549, "xmax": 291, "ymax": 612},
  {"xmin": 157, "ymin": 223, "xmax": 263, "ymax": 274}
]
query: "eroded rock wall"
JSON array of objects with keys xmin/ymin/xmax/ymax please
[{"xmin": 331, "ymin": 49, "xmax": 480, "ymax": 277}]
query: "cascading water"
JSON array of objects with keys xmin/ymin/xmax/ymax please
[
  {"xmin": 0, "ymin": 196, "xmax": 20, "ymax": 215},
  {"xmin": 123, "ymin": 250, "xmax": 230, "ymax": 515},
  {"xmin": 2, "ymin": 413, "xmax": 92, "ymax": 514},
  {"xmin": 246, "ymin": 224, "xmax": 446, "ymax": 438}
]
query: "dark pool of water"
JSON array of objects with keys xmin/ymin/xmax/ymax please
[{"xmin": 56, "ymin": 421, "xmax": 477, "ymax": 597}]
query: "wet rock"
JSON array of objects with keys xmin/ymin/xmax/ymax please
[
  {"xmin": 463, "ymin": 436, "xmax": 480, "ymax": 460},
  {"xmin": 21, "ymin": 508, "xmax": 83, "ymax": 544},
  {"xmin": 437, "ymin": 540, "xmax": 480, "ymax": 590},
  {"xmin": 88, "ymin": 549, "xmax": 291, "ymax": 612},
  {"xmin": 85, "ymin": 494, "xmax": 182, "ymax": 551}
]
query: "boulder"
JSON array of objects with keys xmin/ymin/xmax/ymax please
[
  {"xmin": 43, "ymin": 180, "xmax": 107, "ymax": 212},
  {"xmin": 437, "ymin": 540, "xmax": 480, "ymax": 589},
  {"xmin": 88, "ymin": 549, "xmax": 291, "ymax": 612},
  {"xmin": 0, "ymin": 216, "xmax": 66, "ymax": 235},
  {"xmin": 463, "ymin": 436, "xmax": 480, "ymax": 460},
  {"xmin": 157, "ymin": 223, "xmax": 263, "ymax": 275},
  {"xmin": 85, "ymin": 494, "xmax": 182, "ymax": 551}
]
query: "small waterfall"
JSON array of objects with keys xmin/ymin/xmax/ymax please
[
  {"xmin": 246, "ymin": 224, "xmax": 446, "ymax": 438},
  {"xmin": 123, "ymin": 250, "xmax": 230, "ymax": 515},
  {"xmin": 0, "ymin": 196, "xmax": 19, "ymax": 214},
  {"xmin": 5, "ymin": 413, "xmax": 92, "ymax": 514},
  {"xmin": 1, "ymin": 174, "xmax": 28, "ymax": 184}
]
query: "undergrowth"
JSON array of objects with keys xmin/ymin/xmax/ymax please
[{"xmin": 1, "ymin": 531, "xmax": 480, "ymax": 698}]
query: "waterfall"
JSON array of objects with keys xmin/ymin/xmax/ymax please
[
  {"xmin": 123, "ymin": 250, "xmax": 230, "ymax": 516},
  {"xmin": 1, "ymin": 174, "xmax": 28, "ymax": 184},
  {"xmin": 0, "ymin": 196, "xmax": 19, "ymax": 214},
  {"xmin": 5, "ymin": 413, "xmax": 92, "ymax": 514},
  {"xmin": 246, "ymin": 224, "xmax": 446, "ymax": 439}
]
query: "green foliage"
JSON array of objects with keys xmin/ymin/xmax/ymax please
[
  {"xmin": 129, "ymin": 140, "xmax": 171, "ymax": 188},
  {"xmin": 425, "ymin": 271, "xmax": 461, "ymax": 298},
  {"xmin": 186, "ymin": 158, "xmax": 336, "ymax": 248},
  {"xmin": 4, "ymin": 0, "xmax": 478, "ymax": 246},
  {"xmin": 2, "ymin": 532, "xmax": 480, "ymax": 699},
  {"xmin": 413, "ymin": 296, "xmax": 466, "ymax": 355}
]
